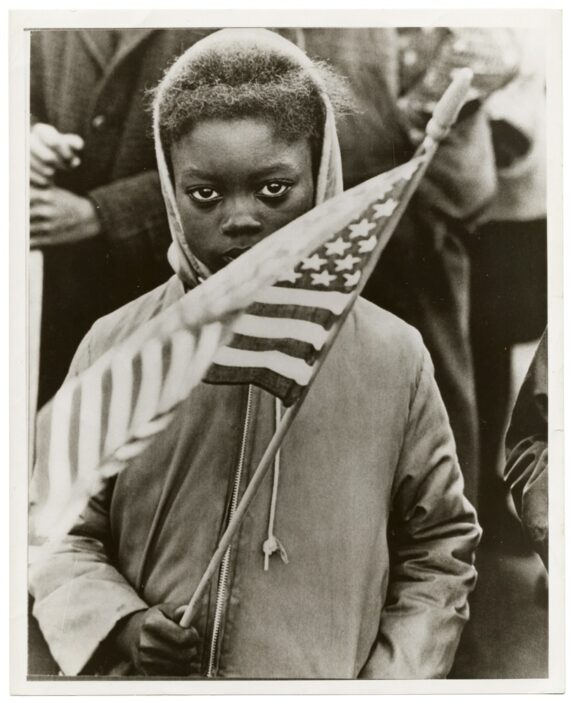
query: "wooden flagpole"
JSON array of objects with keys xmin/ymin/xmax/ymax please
[{"xmin": 178, "ymin": 68, "xmax": 474, "ymax": 628}]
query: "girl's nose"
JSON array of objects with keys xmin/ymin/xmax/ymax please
[{"xmin": 220, "ymin": 201, "xmax": 263, "ymax": 238}]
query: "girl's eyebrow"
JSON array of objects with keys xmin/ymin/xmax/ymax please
[
  {"xmin": 179, "ymin": 161, "xmax": 299, "ymax": 182},
  {"xmin": 178, "ymin": 166, "xmax": 215, "ymax": 179},
  {"xmin": 249, "ymin": 162, "xmax": 298, "ymax": 178}
]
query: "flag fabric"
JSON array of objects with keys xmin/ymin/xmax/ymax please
[
  {"xmin": 30, "ymin": 154, "xmax": 425, "ymax": 541},
  {"xmin": 31, "ymin": 319, "xmax": 228, "ymax": 539},
  {"xmin": 30, "ymin": 66, "xmax": 474, "ymax": 543},
  {"xmin": 205, "ymin": 156, "xmax": 425, "ymax": 406}
]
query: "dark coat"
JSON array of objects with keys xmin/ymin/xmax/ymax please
[{"xmin": 31, "ymin": 29, "xmax": 216, "ymax": 406}]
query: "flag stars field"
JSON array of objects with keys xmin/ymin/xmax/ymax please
[
  {"xmin": 277, "ymin": 268, "xmax": 302, "ymax": 284},
  {"xmin": 373, "ymin": 199, "xmax": 398, "ymax": 219},
  {"xmin": 325, "ymin": 236, "xmax": 352, "ymax": 256},
  {"xmin": 311, "ymin": 270, "xmax": 337, "ymax": 287},
  {"xmin": 301, "ymin": 253, "xmax": 328, "ymax": 271},
  {"xmin": 357, "ymin": 235, "xmax": 378, "ymax": 254},
  {"xmin": 343, "ymin": 271, "xmax": 361, "ymax": 288},
  {"xmin": 334, "ymin": 254, "xmax": 361, "ymax": 272},
  {"xmin": 375, "ymin": 182, "xmax": 397, "ymax": 200},
  {"xmin": 348, "ymin": 218, "xmax": 376, "ymax": 239}
]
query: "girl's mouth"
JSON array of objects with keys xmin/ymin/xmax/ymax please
[{"xmin": 221, "ymin": 247, "xmax": 251, "ymax": 265}]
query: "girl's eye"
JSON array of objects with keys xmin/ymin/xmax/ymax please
[
  {"xmin": 258, "ymin": 182, "xmax": 291, "ymax": 198},
  {"xmin": 188, "ymin": 187, "xmax": 221, "ymax": 203}
]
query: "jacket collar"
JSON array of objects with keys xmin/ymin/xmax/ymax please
[{"xmin": 78, "ymin": 28, "xmax": 155, "ymax": 75}]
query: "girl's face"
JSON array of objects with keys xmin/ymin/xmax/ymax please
[{"xmin": 171, "ymin": 117, "xmax": 315, "ymax": 273}]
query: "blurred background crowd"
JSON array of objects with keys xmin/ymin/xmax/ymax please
[{"xmin": 28, "ymin": 27, "xmax": 548, "ymax": 678}]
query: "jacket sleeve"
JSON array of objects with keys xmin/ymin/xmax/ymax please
[
  {"xmin": 88, "ymin": 171, "xmax": 171, "ymax": 267},
  {"xmin": 504, "ymin": 332, "xmax": 548, "ymax": 567},
  {"xmin": 360, "ymin": 348, "xmax": 481, "ymax": 679},
  {"xmin": 29, "ymin": 327, "xmax": 148, "ymax": 676},
  {"xmin": 417, "ymin": 109, "xmax": 498, "ymax": 222}
]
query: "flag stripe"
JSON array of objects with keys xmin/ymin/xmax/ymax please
[
  {"xmin": 205, "ymin": 365, "xmax": 300, "ymax": 406},
  {"xmin": 233, "ymin": 314, "xmax": 328, "ymax": 350},
  {"xmin": 186, "ymin": 322, "xmax": 225, "ymax": 392},
  {"xmin": 253, "ymin": 286, "xmax": 351, "ymax": 315},
  {"xmin": 158, "ymin": 329, "xmax": 196, "ymax": 413},
  {"xmin": 212, "ymin": 346, "xmax": 313, "ymax": 386},
  {"xmin": 77, "ymin": 367, "xmax": 103, "ymax": 479},
  {"xmin": 99, "ymin": 367, "xmax": 113, "ymax": 459},
  {"xmin": 247, "ymin": 302, "xmax": 336, "ymax": 329},
  {"xmin": 67, "ymin": 383, "xmax": 82, "ymax": 482},
  {"xmin": 104, "ymin": 353, "xmax": 134, "ymax": 457},
  {"xmin": 226, "ymin": 333, "xmax": 317, "ymax": 363},
  {"xmin": 130, "ymin": 338, "xmax": 163, "ymax": 430},
  {"xmin": 132, "ymin": 415, "xmax": 173, "ymax": 440},
  {"xmin": 47, "ymin": 379, "xmax": 78, "ymax": 508},
  {"xmin": 114, "ymin": 437, "xmax": 155, "ymax": 461}
]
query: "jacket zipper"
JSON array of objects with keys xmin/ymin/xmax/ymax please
[{"xmin": 206, "ymin": 385, "xmax": 253, "ymax": 678}]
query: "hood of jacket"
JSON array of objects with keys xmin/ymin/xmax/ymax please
[{"xmin": 151, "ymin": 28, "xmax": 344, "ymax": 288}]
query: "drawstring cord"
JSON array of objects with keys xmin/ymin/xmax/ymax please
[{"xmin": 262, "ymin": 398, "xmax": 289, "ymax": 571}]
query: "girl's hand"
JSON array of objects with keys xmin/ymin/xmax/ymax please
[{"xmin": 113, "ymin": 603, "xmax": 200, "ymax": 676}]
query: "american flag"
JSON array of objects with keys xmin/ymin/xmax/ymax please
[
  {"xmin": 205, "ymin": 157, "xmax": 424, "ymax": 406},
  {"xmin": 30, "ymin": 155, "xmax": 426, "ymax": 540}
]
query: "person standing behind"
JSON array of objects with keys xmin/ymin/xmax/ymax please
[
  {"xmin": 298, "ymin": 27, "xmax": 519, "ymax": 505},
  {"xmin": 30, "ymin": 28, "xmax": 215, "ymax": 408},
  {"xmin": 468, "ymin": 30, "xmax": 547, "ymax": 534}
]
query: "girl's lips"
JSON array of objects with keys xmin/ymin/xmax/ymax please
[{"xmin": 222, "ymin": 247, "xmax": 251, "ymax": 264}]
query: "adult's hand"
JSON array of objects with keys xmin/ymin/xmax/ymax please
[
  {"xmin": 113, "ymin": 603, "xmax": 200, "ymax": 676},
  {"xmin": 30, "ymin": 123, "xmax": 84, "ymax": 187},
  {"xmin": 30, "ymin": 186, "xmax": 102, "ymax": 247}
]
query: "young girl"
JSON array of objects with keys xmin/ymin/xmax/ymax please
[{"xmin": 30, "ymin": 29, "xmax": 480, "ymax": 679}]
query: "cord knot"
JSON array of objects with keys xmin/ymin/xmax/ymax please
[{"xmin": 262, "ymin": 535, "xmax": 289, "ymax": 571}]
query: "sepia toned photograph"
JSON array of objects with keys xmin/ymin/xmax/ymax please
[{"xmin": 9, "ymin": 9, "xmax": 563, "ymax": 694}]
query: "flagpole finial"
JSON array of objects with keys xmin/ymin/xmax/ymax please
[{"xmin": 425, "ymin": 67, "xmax": 474, "ymax": 144}]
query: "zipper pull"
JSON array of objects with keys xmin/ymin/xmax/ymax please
[{"xmin": 262, "ymin": 535, "xmax": 289, "ymax": 571}]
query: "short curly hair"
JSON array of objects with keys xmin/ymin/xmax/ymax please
[{"xmin": 154, "ymin": 44, "xmax": 353, "ymax": 160}]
